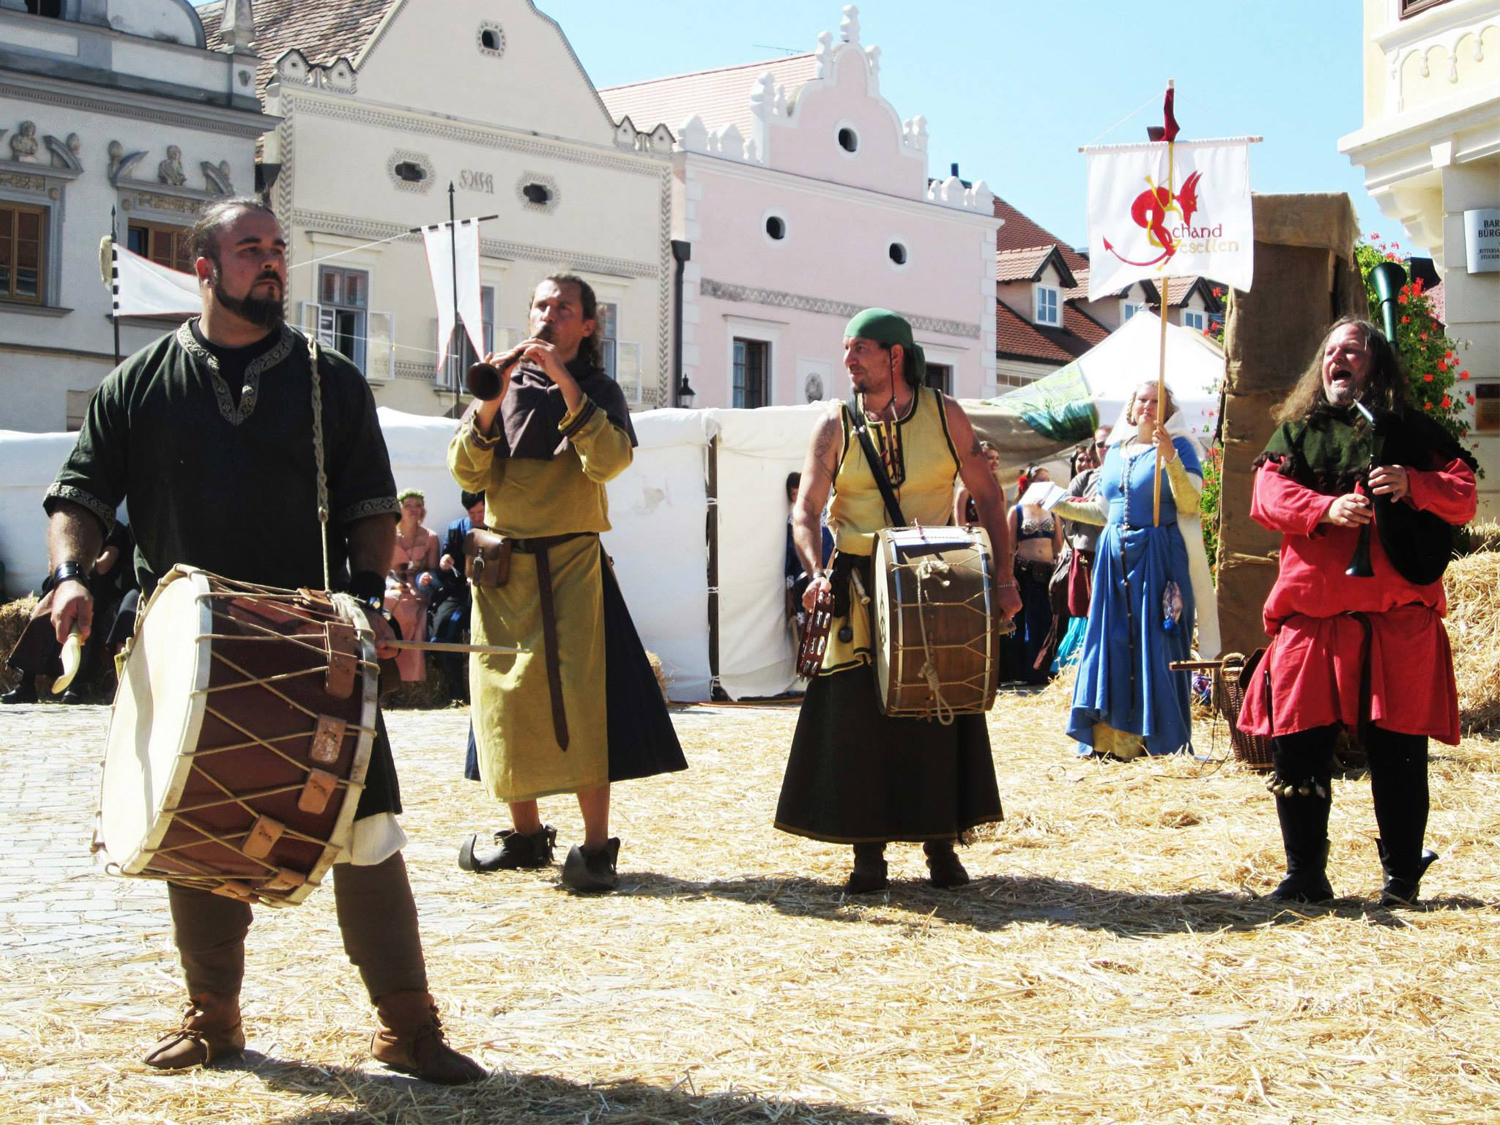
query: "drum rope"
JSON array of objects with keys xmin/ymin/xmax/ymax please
[
  {"xmin": 308, "ymin": 335, "xmax": 332, "ymax": 593},
  {"xmin": 910, "ymin": 555, "xmax": 956, "ymax": 726}
]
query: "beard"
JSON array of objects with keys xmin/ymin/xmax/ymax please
[{"xmin": 211, "ymin": 268, "xmax": 285, "ymax": 330}]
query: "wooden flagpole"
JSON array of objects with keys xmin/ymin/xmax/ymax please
[{"xmin": 1152, "ymin": 84, "xmax": 1175, "ymax": 527}]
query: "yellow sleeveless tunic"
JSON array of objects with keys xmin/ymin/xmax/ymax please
[{"xmin": 822, "ymin": 386, "xmax": 961, "ymax": 672}]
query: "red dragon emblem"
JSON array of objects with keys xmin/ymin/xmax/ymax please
[{"xmin": 1104, "ymin": 170, "xmax": 1204, "ymax": 268}]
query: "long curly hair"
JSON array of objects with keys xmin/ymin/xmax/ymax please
[{"xmin": 1274, "ymin": 317, "xmax": 1411, "ymax": 424}]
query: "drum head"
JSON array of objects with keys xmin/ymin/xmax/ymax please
[
  {"xmin": 872, "ymin": 534, "xmax": 893, "ymax": 713},
  {"xmin": 99, "ymin": 570, "xmax": 212, "ymax": 871}
]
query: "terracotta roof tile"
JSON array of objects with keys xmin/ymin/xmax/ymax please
[
  {"xmin": 993, "ymin": 196, "xmax": 1087, "ymax": 271},
  {"xmin": 198, "ymin": 0, "xmax": 400, "ymax": 97},
  {"xmin": 994, "ymin": 246, "xmax": 1054, "ymax": 282},
  {"xmin": 994, "ymin": 294, "xmax": 1111, "ymax": 366},
  {"xmin": 600, "ymin": 54, "xmax": 819, "ymax": 138}
]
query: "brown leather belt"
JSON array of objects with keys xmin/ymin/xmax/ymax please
[{"xmin": 516, "ymin": 531, "xmax": 596, "ymax": 751}]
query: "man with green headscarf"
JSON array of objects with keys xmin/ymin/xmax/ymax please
[{"xmin": 775, "ymin": 309, "xmax": 1022, "ymax": 893}]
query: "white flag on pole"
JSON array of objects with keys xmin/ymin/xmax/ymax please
[
  {"xmin": 1085, "ymin": 139, "xmax": 1253, "ymax": 300},
  {"xmin": 422, "ymin": 219, "xmax": 485, "ymax": 374},
  {"xmin": 105, "ymin": 238, "xmax": 200, "ymax": 317}
]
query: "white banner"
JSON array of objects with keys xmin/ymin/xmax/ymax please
[
  {"xmin": 107, "ymin": 239, "xmax": 200, "ymax": 317},
  {"xmin": 421, "ymin": 219, "xmax": 485, "ymax": 373},
  {"xmin": 1086, "ymin": 140, "xmax": 1253, "ymax": 300}
]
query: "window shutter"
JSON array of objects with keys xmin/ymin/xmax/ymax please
[{"xmin": 366, "ymin": 311, "xmax": 394, "ymax": 381}]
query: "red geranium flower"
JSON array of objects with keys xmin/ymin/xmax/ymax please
[
  {"xmin": 1424, "ymin": 373, "xmax": 1434, "ymax": 382},
  {"xmin": 1386, "ymin": 253, "xmax": 1398, "ymax": 261},
  {"xmin": 1441, "ymin": 396, "xmax": 1451, "ymax": 408},
  {"xmin": 1212, "ymin": 287, "xmax": 1223, "ymax": 297},
  {"xmin": 1460, "ymin": 370, "xmax": 1470, "ymax": 379},
  {"xmin": 1401, "ymin": 316, "xmax": 1410, "ymax": 324},
  {"xmin": 1467, "ymin": 394, "xmax": 1475, "ymax": 405},
  {"xmin": 1420, "ymin": 333, "xmax": 1428, "ymax": 341},
  {"xmin": 1423, "ymin": 402, "xmax": 1432, "ymax": 410},
  {"xmin": 1398, "ymin": 294, "xmax": 1408, "ymax": 304},
  {"xmin": 1371, "ymin": 232, "xmax": 1380, "ymax": 239}
]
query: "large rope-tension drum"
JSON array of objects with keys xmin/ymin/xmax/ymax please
[
  {"xmin": 871, "ymin": 525, "xmax": 1001, "ymax": 721},
  {"xmin": 94, "ymin": 566, "xmax": 377, "ymax": 906}
]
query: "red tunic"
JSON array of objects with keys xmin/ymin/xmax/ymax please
[{"xmin": 1237, "ymin": 456, "xmax": 1477, "ymax": 745}]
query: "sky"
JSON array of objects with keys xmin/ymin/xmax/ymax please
[{"xmin": 196, "ymin": 0, "xmax": 1411, "ymax": 255}]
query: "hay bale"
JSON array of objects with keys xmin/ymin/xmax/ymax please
[
  {"xmin": 646, "ymin": 650, "xmax": 670, "ymax": 702},
  {"xmin": 1456, "ymin": 519, "xmax": 1500, "ymax": 557},
  {"xmin": 1448, "ymin": 549, "xmax": 1500, "ymax": 732},
  {"xmin": 0, "ymin": 597, "xmax": 38, "ymax": 692}
]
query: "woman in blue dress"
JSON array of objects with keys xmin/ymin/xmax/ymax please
[{"xmin": 1052, "ymin": 381, "xmax": 1203, "ymax": 760}]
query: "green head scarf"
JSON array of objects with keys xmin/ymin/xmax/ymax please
[{"xmin": 844, "ymin": 307, "xmax": 926, "ymax": 386}]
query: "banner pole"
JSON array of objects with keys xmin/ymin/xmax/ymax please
[
  {"xmin": 1153, "ymin": 274, "xmax": 1169, "ymax": 526},
  {"xmin": 110, "ymin": 205, "xmax": 121, "ymax": 367},
  {"xmin": 448, "ymin": 182, "xmax": 460, "ymax": 416}
]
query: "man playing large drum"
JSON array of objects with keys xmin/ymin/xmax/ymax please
[
  {"xmin": 43, "ymin": 199, "xmax": 484, "ymax": 1083},
  {"xmin": 775, "ymin": 309, "xmax": 1022, "ymax": 893}
]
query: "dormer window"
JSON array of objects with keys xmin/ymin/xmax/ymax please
[
  {"xmin": 1034, "ymin": 285, "xmax": 1060, "ymax": 327},
  {"xmin": 1182, "ymin": 309, "xmax": 1206, "ymax": 332},
  {"xmin": 1123, "ymin": 301, "xmax": 1144, "ymax": 321}
]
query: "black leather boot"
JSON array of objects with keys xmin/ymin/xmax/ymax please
[
  {"xmin": 1267, "ymin": 729, "xmax": 1336, "ymax": 904},
  {"xmin": 845, "ymin": 843, "xmax": 888, "ymax": 894},
  {"xmin": 2, "ymin": 679, "xmax": 37, "ymax": 704},
  {"xmin": 1367, "ymin": 727, "xmax": 1434, "ymax": 908},
  {"xmin": 457, "ymin": 825, "xmax": 557, "ymax": 872},
  {"xmin": 923, "ymin": 839, "xmax": 970, "ymax": 889}
]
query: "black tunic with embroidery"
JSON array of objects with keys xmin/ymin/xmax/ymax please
[{"xmin": 45, "ymin": 320, "xmax": 403, "ymax": 816}]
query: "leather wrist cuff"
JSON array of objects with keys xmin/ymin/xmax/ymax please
[
  {"xmin": 52, "ymin": 561, "xmax": 91, "ymax": 586},
  {"xmin": 347, "ymin": 569, "xmax": 385, "ymax": 609}
]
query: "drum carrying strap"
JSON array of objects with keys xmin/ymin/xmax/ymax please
[{"xmin": 848, "ymin": 395, "xmax": 907, "ymax": 528}]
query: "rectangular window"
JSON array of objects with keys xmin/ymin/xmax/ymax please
[
  {"xmin": 127, "ymin": 220, "xmax": 191, "ymax": 273},
  {"xmin": 597, "ymin": 301, "xmax": 619, "ymax": 381},
  {"xmin": 1400, "ymin": 0, "xmax": 1451, "ymax": 17},
  {"xmin": 0, "ymin": 202, "xmax": 47, "ymax": 305},
  {"xmin": 443, "ymin": 285, "xmax": 495, "ymax": 390},
  {"xmin": 1034, "ymin": 285, "xmax": 1059, "ymax": 327},
  {"xmin": 924, "ymin": 363, "xmax": 952, "ymax": 394},
  {"xmin": 1123, "ymin": 302, "xmax": 1143, "ymax": 321},
  {"xmin": 317, "ymin": 265, "xmax": 368, "ymax": 372},
  {"xmin": 1474, "ymin": 383, "xmax": 1500, "ymax": 433},
  {"xmin": 732, "ymin": 337, "xmax": 770, "ymax": 408},
  {"xmin": 1181, "ymin": 309, "xmax": 1206, "ymax": 332}
]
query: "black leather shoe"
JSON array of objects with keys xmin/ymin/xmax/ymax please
[
  {"xmin": 457, "ymin": 826, "xmax": 557, "ymax": 872},
  {"xmin": 1377, "ymin": 842, "xmax": 1438, "ymax": 908},
  {"xmin": 2, "ymin": 681, "xmax": 37, "ymax": 705},
  {"xmin": 561, "ymin": 838, "xmax": 620, "ymax": 893},
  {"xmin": 60, "ymin": 688, "xmax": 86, "ymax": 705}
]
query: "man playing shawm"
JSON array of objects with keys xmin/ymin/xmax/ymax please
[{"xmin": 775, "ymin": 309, "xmax": 1022, "ymax": 892}]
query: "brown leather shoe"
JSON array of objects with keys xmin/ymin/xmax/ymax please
[
  {"xmin": 371, "ymin": 990, "xmax": 487, "ymax": 1085},
  {"xmin": 142, "ymin": 993, "xmax": 245, "ymax": 1069}
]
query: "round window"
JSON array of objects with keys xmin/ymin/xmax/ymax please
[
  {"xmin": 837, "ymin": 127, "xmax": 859, "ymax": 153},
  {"xmin": 765, "ymin": 215, "xmax": 786, "ymax": 240},
  {"xmin": 889, "ymin": 242, "xmax": 908, "ymax": 266},
  {"xmin": 522, "ymin": 182, "xmax": 552, "ymax": 205},
  {"xmin": 393, "ymin": 161, "xmax": 427, "ymax": 184}
]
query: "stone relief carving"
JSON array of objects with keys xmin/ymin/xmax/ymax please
[
  {"xmin": 10, "ymin": 120, "xmax": 39, "ymax": 162},
  {"xmin": 43, "ymin": 133, "xmax": 83, "ymax": 173},
  {"xmin": 201, "ymin": 160, "xmax": 233, "ymax": 195},
  {"xmin": 107, "ymin": 140, "xmax": 148, "ymax": 184},
  {"xmin": 840, "ymin": 5, "xmax": 860, "ymax": 44},
  {"xmin": 158, "ymin": 145, "xmax": 186, "ymax": 186}
]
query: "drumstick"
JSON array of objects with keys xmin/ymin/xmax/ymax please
[
  {"xmin": 387, "ymin": 639, "xmax": 525, "ymax": 656},
  {"xmin": 51, "ymin": 631, "xmax": 83, "ymax": 694}
]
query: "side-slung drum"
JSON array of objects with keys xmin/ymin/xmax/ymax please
[
  {"xmin": 872, "ymin": 525, "xmax": 999, "ymax": 721},
  {"xmin": 95, "ymin": 566, "xmax": 378, "ymax": 906}
]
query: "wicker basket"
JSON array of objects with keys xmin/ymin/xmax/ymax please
[{"xmin": 1214, "ymin": 651, "xmax": 1274, "ymax": 770}]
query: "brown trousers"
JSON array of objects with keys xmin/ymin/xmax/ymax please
[{"xmin": 167, "ymin": 851, "xmax": 428, "ymax": 1003}]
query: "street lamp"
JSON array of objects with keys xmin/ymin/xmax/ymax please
[{"xmin": 676, "ymin": 373, "xmax": 696, "ymax": 409}]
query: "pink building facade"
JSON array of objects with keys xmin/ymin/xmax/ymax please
[{"xmin": 603, "ymin": 6, "xmax": 998, "ymax": 409}]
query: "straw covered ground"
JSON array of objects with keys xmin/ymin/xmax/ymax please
[{"xmin": 1, "ymin": 681, "xmax": 1498, "ymax": 1125}]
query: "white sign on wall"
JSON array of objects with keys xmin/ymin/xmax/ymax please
[{"xmin": 1463, "ymin": 209, "xmax": 1500, "ymax": 274}]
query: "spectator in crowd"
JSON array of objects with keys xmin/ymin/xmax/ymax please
[
  {"xmin": 385, "ymin": 488, "xmax": 439, "ymax": 683},
  {"xmin": 1053, "ymin": 428, "xmax": 1109, "ymax": 672},
  {"xmin": 1010, "ymin": 465, "xmax": 1063, "ymax": 684},
  {"xmin": 433, "ymin": 490, "xmax": 485, "ymax": 703},
  {"xmin": 4, "ymin": 520, "xmax": 136, "ymax": 704}
]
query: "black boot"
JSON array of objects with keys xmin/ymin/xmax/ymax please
[
  {"xmin": 1267, "ymin": 728, "xmax": 1336, "ymax": 904},
  {"xmin": 845, "ymin": 843, "xmax": 888, "ymax": 894},
  {"xmin": 2, "ymin": 679, "xmax": 37, "ymax": 705},
  {"xmin": 1367, "ymin": 727, "xmax": 1434, "ymax": 908},
  {"xmin": 561, "ymin": 838, "xmax": 620, "ymax": 893},
  {"xmin": 923, "ymin": 839, "xmax": 969, "ymax": 889},
  {"xmin": 457, "ymin": 825, "xmax": 556, "ymax": 872}
]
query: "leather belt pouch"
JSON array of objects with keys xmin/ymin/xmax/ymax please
[{"xmin": 463, "ymin": 528, "xmax": 512, "ymax": 587}]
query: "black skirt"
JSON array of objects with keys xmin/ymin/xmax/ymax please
[
  {"xmin": 774, "ymin": 665, "xmax": 1002, "ymax": 844},
  {"xmin": 601, "ymin": 552, "xmax": 688, "ymax": 783}
]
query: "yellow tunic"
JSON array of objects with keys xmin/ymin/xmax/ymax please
[
  {"xmin": 822, "ymin": 386, "xmax": 961, "ymax": 672},
  {"xmin": 448, "ymin": 399, "xmax": 633, "ymax": 802}
]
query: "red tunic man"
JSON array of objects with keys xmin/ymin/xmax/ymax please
[{"xmin": 1239, "ymin": 318, "xmax": 1478, "ymax": 906}]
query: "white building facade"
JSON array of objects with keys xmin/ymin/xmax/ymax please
[
  {"xmin": 0, "ymin": 0, "xmax": 272, "ymax": 432},
  {"xmin": 602, "ymin": 6, "xmax": 998, "ymax": 410},
  {"xmin": 1340, "ymin": 0, "xmax": 1500, "ymax": 517},
  {"xmin": 200, "ymin": 0, "xmax": 674, "ymax": 418}
]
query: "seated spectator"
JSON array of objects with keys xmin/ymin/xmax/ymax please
[{"xmin": 385, "ymin": 489, "xmax": 439, "ymax": 683}]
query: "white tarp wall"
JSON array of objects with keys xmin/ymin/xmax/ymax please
[
  {"xmin": 1068, "ymin": 311, "xmax": 1225, "ymax": 441},
  {"xmin": 0, "ymin": 430, "xmax": 84, "ymax": 596},
  {"xmin": 600, "ymin": 409, "xmax": 714, "ymax": 701},
  {"xmin": 709, "ymin": 404, "xmax": 824, "ymax": 700}
]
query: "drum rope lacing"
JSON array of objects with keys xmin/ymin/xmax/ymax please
[
  {"xmin": 910, "ymin": 553, "xmax": 956, "ymax": 727},
  {"xmin": 308, "ymin": 336, "xmax": 333, "ymax": 594}
]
